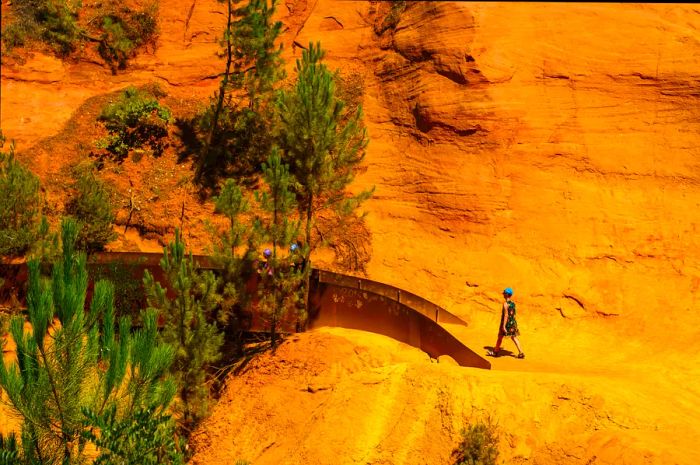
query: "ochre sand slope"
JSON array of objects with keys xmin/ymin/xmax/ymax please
[
  {"xmin": 190, "ymin": 327, "xmax": 700, "ymax": 465},
  {"xmin": 2, "ymin": 1, "xmax": 700, "ymax": 463}
]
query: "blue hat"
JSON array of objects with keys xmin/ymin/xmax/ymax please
[
  {"xmin": 290, "ymin": 243, "xmax": 298, "ymax": 252},
  {"xmin": 263, "ymin": 248, "xmax": 272, "ymax": 258},
  {"xmin": 503, "ymin": 287, "xmax": 513, "ymax": 296}
]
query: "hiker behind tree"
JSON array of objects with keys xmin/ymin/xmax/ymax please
[
  {"xmin": 259, "ymin": 248, "xmax": 273, "ymax": 276},
  {"xmin": 487, "ymin": 287, "xmax": 525, "ymax": 359},
  {"xmin": 289, "ymin": 242, "xmax": 302, "ymax": 272}
]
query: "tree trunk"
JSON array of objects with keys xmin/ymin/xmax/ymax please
[
  {"xmin": 302, "ymin": 196, "xmax": 313, "ymax": 331},
  {"xmin": 199, "ymin": 0, "xmax": 233, "ymax": 177}
]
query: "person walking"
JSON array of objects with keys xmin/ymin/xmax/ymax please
[{"xmin": 487, "ymin": 287, "xmax": 525, "ymax": 359}]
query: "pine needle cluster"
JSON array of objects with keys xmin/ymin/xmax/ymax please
[{"xmin": 0, "ymin": 218, "xmax": 180, "ymax": 464}]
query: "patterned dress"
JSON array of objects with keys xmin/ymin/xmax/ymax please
[{"xmin": 499, "ymin": 301, "xmax": 520, "ymax": 337}]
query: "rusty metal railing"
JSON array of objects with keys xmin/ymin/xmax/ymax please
[{"xmin": 315, "ymin": 269, "xmax": 468, "ymax": 327}]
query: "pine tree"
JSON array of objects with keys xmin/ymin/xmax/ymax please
[
  {"xmin": 198, "ymin": 0, "xmax": 285, "ymax": 179},
  {"xmin": 209, "ymin": 179, "xmax": 256, "ymax": 351},
  {"xmin": 143, "ymin": 229, "xmax": 224, "ymax": 430},
  {"xmin": 254, "ymin": 148, "xmax": 302, "ymax": 345},
  {"xmin": 0, "ymin": 218, "xmax": 178, "ymax": 465},
  {"xmin": 66, "ymin": 166, "xmax": 117, "ymax": 252},
  {"xmin": 278, "ymin": 42, "xmax": 372, "ymax": 322},
  {"xmin": 214, "ymin": 178, "xmax": 251, "ymax": 260},
  {"xmin": 0, "ymin": 138, "xmax": 41, "ymax": 257}
]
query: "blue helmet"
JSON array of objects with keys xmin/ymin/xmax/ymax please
[
  {"xmin": 290, "ymin": 243, "xmax": 299, "ymax": 252},
  {"xmin": 263, "ymin": 248, "xmax": 272, "ymax": 258},
  {"xmin": 503, "ymin": 287, "xmax": 513, "ymax": 296}
]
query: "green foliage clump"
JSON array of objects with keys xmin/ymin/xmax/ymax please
[
  {"xmin": 1, "ymin": 0, "xmax": 82, "ymax": 57},
  {"xmin": 0, "ymin": 137, "xmax": 41, "ymax": 257},
  {"xmin": 254, "ymin": 149, "xmax": 303, "ymax": 344},
  {"xmin": 1, "ymin": 0, "xmax": 159, "ymax": 70},
  {"xmin": 91, "ymin": 258, "xmax": 146, "ymax": 322},
  {"xmin": 66, "ymin": 165, "xmax": 117, "ymax": 252},
  {"xmin": 2, "ymin": 22, "xmax": 30, "ymax": 52},
  {"xmin": 97, "ymin": 85, "xmax": 172, "ymax": 161},
  {"xmin": 0, "ymin": 218, "xmax": 178, "ymax": 465},
  {"xmin": 452, "ymin": 418, "xmax": 500, "ymax": 465},
  {"xmin": 196, "ymin": 100, "xmax": 272, "ymax": 179},
  {"xmin": 38, "ymin": 0, "xmax": 82, "ymax": 56},
  {"xmin": 0, "ymin": 433, "xmax": 20, "ymax": 465},
  {"xmin": 209, "ymin": 178, "xmax": 255, "ymax": 341},
  {"xmin": 196, "ymin": 0, "xmax": 285, "ymax": 181},
  {"xmin": 98, "ymin": 3, "xmax": 159, "ymax": 74},
  {"xmin": 278, "ymin": 42, "xmax": 372, "ymax": 309},
  {"xmin": 82, "ymin": 405, "xmax": 184, "ymax": 465},
  {"xmin": 143, "ymin": 229, "xmax": 224, "ymax": 430}
]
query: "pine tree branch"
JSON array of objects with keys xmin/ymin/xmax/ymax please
[{"xmin": 36, "ymin": 343, "xmax": 72, "ymax": 461}]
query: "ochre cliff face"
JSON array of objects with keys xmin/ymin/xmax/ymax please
[
  {"xmin": 2, "ymin": 2, "xmax": 700, "ymax": 464},
  {"xmin": 311, "ymin": 2, "xmax": 700, "ymax": 339}
]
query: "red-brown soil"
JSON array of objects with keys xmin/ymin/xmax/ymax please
[{"xmin": 2, "ymin": 1, "xmax": 700, "ymax": 464}]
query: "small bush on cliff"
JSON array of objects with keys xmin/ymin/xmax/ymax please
[
  {"xmin": 0, "ymin": 137, "xmax": 41, "ymax": 257},
  {"xmin": 452, "ymin": 418, "xmax": 499, "ymax": 465},
  {"xmin": 1, "ymin": 0, "xmax": 159, "ymax": 69},
  {"xmin": 97, "ymin": 85, "xmax": 172, "ymax": 161},
  {"xmin": 1, "ymin": 0, "xmax": 82, "ymax": 56},
  {"xmin": 65, "ymin": 164, "xmax": 117, "ymax": 252},
  {"xmin": 98, "ymin": 3, "xmax": 159, "ymax": 73}
]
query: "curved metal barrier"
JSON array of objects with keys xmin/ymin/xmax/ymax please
[
  {"xmin": 1, "ymin": 252, "xmax": 490, "ymax": 370},
  {"xmin": 312, "ymin": 270, "xmax": 469, "ymax": 327},
  {"xmin": 309, "ymin": 270, "xmax": 490, "ymax": 370}
]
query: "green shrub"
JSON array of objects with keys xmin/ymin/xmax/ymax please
[
  {"xmin": 91, "ymin": 259, "xmax": 146, "ymax": 322},
  {"xmin": 98, "ymin": 3, "xmax": 159, "ymax": 73},
  {"xmin": 0, "ymin": 139, "xmax": 41, "ymax": 257},
  {"xmin": 143, "ymin": 229, "xmax": 224, "ymax": 430},
  {"xmin": 1, "ymin": 0, "xmax": 82, "ymax": 57},
  {"xmin": 1, "ymin": 0, "xmax": 158, "ymax": 68},
  {"xmin": 0, "ymin": 218, "xmax": 177, "ymax": 465},
  {"xmin": 37, "ymin": 0, "xmax": 82, "ymax": 56},
  {"xmin": 1, "ymin": 22, "xmax": 30, "ymax": 51},
  {"xmin": 452, "ymin": 418, "xmax": 499, "ymax": 465},
  {"xmin": 97, "ymin": 85, "xmax": 172, "ymax": 160},
  {"xmin": 0, "ymin": 433, "xmax": 20, "ymax": 465},
  {"xmin": 82, "ymin": 405, "xmax": 184, "ymax": 465},
  {"xmin": 98, "ymin": 16, "xmax": 134, "ymax": 71},
  {"xmin": 65, "ymin": 165, "xmax": 117, "ymax": 251}
]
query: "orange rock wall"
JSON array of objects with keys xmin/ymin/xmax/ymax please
[
  {"xmin": 2, "ymin": 0, "xmax": 698, "ymax": 342},
  {"xmin": 294, "ymin": 3, "xmax": 700, "ymax": 344}
]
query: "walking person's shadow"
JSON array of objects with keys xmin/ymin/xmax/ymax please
[{"xmin": 484, "ymin": 346, "xmax": 514, "ymax": 358}]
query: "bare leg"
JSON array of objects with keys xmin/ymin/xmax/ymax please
[
  {"xmin": 488, "ymin": 333, "xmax": 505, "ymax": 356},
  {"xmin": 494, "ymin": 333, "xmax": 504, "ymax": 352},
  {"xmin": 512, "ymin": 336, "xmax": 523, "ymax": 355}
]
